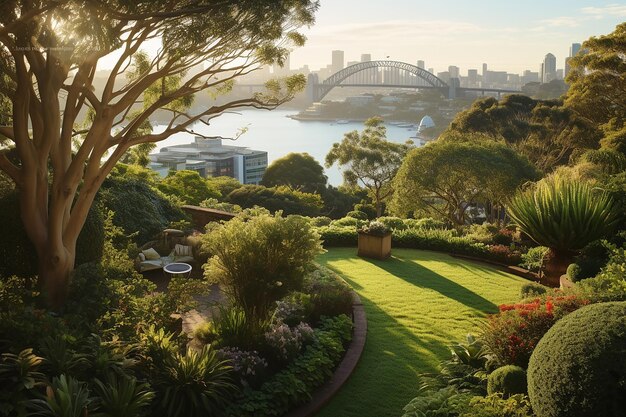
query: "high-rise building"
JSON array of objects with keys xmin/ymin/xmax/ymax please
[
  {"xmin": 361, "ymin": 53, "xmax": 371, "ymax": 62},
  {"xmin": 467, "ymin": 69, "xmax": 478, "ymax": 85},
  {"xmin": 149, "ymin": 137, "xmax": 268, "ymax": 184},
  {"xmin": 482, "ymin": 63, "xmax": 488, "ymax": 75},
  {"xmin": 331, "ymin": 50, "xmax": 344, "ymax": 73},
  {"xmin": 417, "ymin": 60, "xmax": 425, "ymax": 69},
  {"xmin": 542, "ymin": 53, "xmax": 556, "ymax": 83},
  {"xmin": 570, "ymin": 43, "xmax": 581, "ymax": 57},
  {"xmin": 448, "ymin": 65, "xmax": 460, "ymax": 79}
]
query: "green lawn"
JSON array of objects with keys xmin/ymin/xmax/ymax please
[{"xmin": 314, "ymin": 248, "xmax": 527, "ymax": 417}]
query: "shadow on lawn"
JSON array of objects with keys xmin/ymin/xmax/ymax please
[{"xmin": 362, "ymin": 255, "xmax": 499, "ymax": 314}]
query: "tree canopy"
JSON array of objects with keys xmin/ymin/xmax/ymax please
[
  {"xmin": 157, "ymin": 170, "xmax": 220, "ymax": 206},
  {"xmin": 442, "ymin": 94, "xmax": 601, "ymax": 172},
  {"xmin": 325, "ymin": 117, "xmax": 413, "ymax": 217},
  {"xmin": 0, "ymin": 0, "xmax": 319, "ymax": 307},
  {"xmin": 566, "ymin": 22, "xmax": 626, "ymax": 139},
  {"xmin": 261, "ymin": 152, "xmax": 327, "ymax": 193},
  {"xmin": 392, "ymin": 140, "xmax": 539, "ymax": 225}
]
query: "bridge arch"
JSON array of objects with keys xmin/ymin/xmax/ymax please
[{"xmin": 314, "ymin": 60, "xmax": 449, "ymax": 101}]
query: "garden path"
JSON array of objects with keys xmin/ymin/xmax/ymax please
[{"xmin": 314, "ymin": 248, "xmax": 526, "ymax": 417}]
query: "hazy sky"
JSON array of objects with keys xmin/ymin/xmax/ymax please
[{"xmin": 289, "ymin": 1, "xmax": 626, "ymax": 75}]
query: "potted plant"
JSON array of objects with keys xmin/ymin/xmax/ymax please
[{"xmin": 358, "ymin": 220, "xmax": 392, "ymax": 260}]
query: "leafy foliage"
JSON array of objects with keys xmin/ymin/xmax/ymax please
[
  {"xmin": 261, "ymin": 153, "xmax": 327, "ymax": 193},
  {"xmin": 226, "ymin": 184, "xmax": 323, "ymax": 217},
  {"xmin": 393, "ymin": 140, "xmax": 538, "ymax": 225},
  {"xmin": 157, "ymin": 170, "xmax": 220, "ymax": 206},
  {"xmin": 402, "ymin": 388, "xmax": 471, "ymax": 417},
  {"xmin": 527, "ymin": 302, "xmax": 626, "ymax": 417},
  {"xmin": 203, "ymin": 212, "xmax": 324, "ymax": 320},
  {"xmin": 443, "ymin": 94, "xmax": 601, "ymax": 172},
  {"xmin": 487, "ymin": 366, "xmax": 527, "ymax": 397},
  {"xmin": 326, "ymin": 117, "xmax": 413, "ymax": 217},
  {"xmin": 0, "ymin": 349, "xmax": 45, "ymax": 417},
  {"xmin": 224, "ymin": 315, "xmax": 352, "ymax": 417}
]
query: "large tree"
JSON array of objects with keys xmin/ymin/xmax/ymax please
[
  {"xmin": 442, "ymin": 94, "xmax": 601, "ymax": 172},
  {"xmin": 392, "ymin": 140, "xmax": 538, "ymax": 226},
  {"xmin": 261, "ymin": 152, "xmax": 327, "ymax": 193},
  {"xmin": 566, "ymin": 22, "xmax": 626, "ymax": 153},
  {"xmin": 325, "ymin": 117, "xmax": 413, "ymax": 217},
  {"xmin": 0, "ymin": 0, "xmax": 318, "ymax": 307}
]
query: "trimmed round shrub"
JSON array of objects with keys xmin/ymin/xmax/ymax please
[
  {"xmin": 330, "ymin": 216, "xmax": 360, "ymax": 228},
  {"xmin": 346, "ymin": 210, "xmax": 368, "ymax": 220},
  {"xmin": 520, "ymin": 282, "xmax": 548, "ymax": 299},
  {"xmin": 566, "ymin": 263, "xmax": 582, "ymax": 281},
  {"xmin": 487, "ymin": 365, "xmax": 527, "ymax": 397},
  {"xmin": 377, "ymin": 216, "xmax": 407, "ymax": 231},
  {"xmin": 527, "ymin": 302, "xmax": 626, "ymax": 417}
]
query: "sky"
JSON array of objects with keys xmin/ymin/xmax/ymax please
[{"xmin": 289, "ymin": 1, "xmax": 626, "ymax": 75}]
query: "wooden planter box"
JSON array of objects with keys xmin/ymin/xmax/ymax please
[{"xmin": 358, "ymin": 231, "xmax": 392, "ymax": 260}]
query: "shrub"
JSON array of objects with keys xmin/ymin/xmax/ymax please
[
  {"xmin": 575, "ymin": 243, "xmax": 626, "ymax": 302},
  {"xmin": 520, "ymin": 246, "xmax": 550, "ymax": 278},
  {"xmin": 360, "ymin": 220, "xmax": 390, "ymax": 236},
  {"xmin": 487, "ymin": 366, "xmax": 527, "ymax": 397},
  {"xmin": 225, "ymin": 315, "xmax": 352, "ymax": 417},
  {"xmin": 404, "ymin": 217, "xmax": 447, "ymax": 230},
  {"xmin": 264, "ymin": 322, "xmax": 315, "ymax": 362},
  {"xmin": 346, "ymin": 210, "xmax": 368, "ymax": 220},
  {"xmin": 486, "ymin": 245, "xmax": 522, "ymax": 265},
  {"xmin": 519, "ymin": 282, "xmax": 547, "ymax": 299},
  {"xmin": 203, "ymin": 212, "xmax": 323, "ymax": 320},
  {"xmin": 273, "ymin": 292, "xmax": 313, "ymax": 327},
  {"xmin": 527, "ymin": 302, "xmax": 626, "ymax": 417},
  {"xmin": 377, "ymin": 216, "xmax": 407, "ymax": 231},
  {"xmin": 226, "ymin": 185, "xmax": 323, "ymax": 217},
  {"xmin": 419, "ymin": 334, "xmax": 489, "ymax": 396},
  {"xmin": 157, "ymin": 170, "xmax": 220, "ymax": 205},
  {"xmin": 310, "ymin": 216, "xmax": 332, "ymax": 227},
  {"xmin": 402, "ymin": 388, "xmax": 471, "ymax": 417},
  {"xmin": 100, "ymin": 177, "xmax": 185, "ymax": 243},
  {"xmin": 482, "ymin": 296, "xmax": 588, "ymax": 368},
  {"xmin": 216, "ymin": 347, "xmax": 268, "ymax": 388},
  {"xmin": 211, "ymin": 306, "xmax": 269, "ymax": 351},
  {"xmin": 317, "ymin": 225, "xmax": 358, "ymax": 247},
  {"xmin": 303, "ymin": 266, "xmax": 354, "ymax": 322},
  {"xmin": 461, "ymin": 394, "xmax": 533, "ymax": 417},
  {"xmin": 330, "ymin": 216, "xmax": 361, "ymax": 227},
  {"xmin": 566, "ymin": 263, "xmax": 581, "ymax": 281}
]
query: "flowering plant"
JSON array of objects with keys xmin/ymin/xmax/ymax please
[
  {"xmin": 264, "ymin": 322, "xmax": 316, "ymax": 362},
  {"xmin": 217, "ymin": 347, "xmax": 268, "ymax": 388},
  {"xmin": 482, "ymin": 295, "xmax": 588, "ymax": 367},
  {"xmin": 360, "ymin": 220, "xmax": 390, "ymax": 236}
]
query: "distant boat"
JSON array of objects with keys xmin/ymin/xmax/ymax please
[
  {"xmin": 397, "ymin": 123, "xmax": 415, "ymax": 128},
  {"xmin": 336, "ymin": 119, "xmax": 350, "ymax": 124}
]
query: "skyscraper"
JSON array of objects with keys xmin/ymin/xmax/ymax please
[
  {"xmin": 331, "ymin": 50, "xmax": 344, "ymax": 73},
  {"xmin": 543, "ymin": 53, "xmax": 556, "ymax": 83},
  {"xmin": 361, "ymin": 53, "xmax": 371, "ymax": 62},
  {"xmin": 570, "ymin": 43, "xmax": 581, "ymax": 57},
  {"xmin": 448, "ymin": 65, "xmax": 460, "ymax": 78},
  {"xmin": 417, "ymin": 60, "xmax": 425, "ymax": 69}
]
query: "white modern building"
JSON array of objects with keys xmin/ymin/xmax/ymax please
[{"xmin": 149, "ymin": 136, "xmax": 267, "ymax": 184}]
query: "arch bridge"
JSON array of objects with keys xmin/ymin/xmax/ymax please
[{"xmin": 305, "ymin": 60, "xmax": 520, "ymax": 101}]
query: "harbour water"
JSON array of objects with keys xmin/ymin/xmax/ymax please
[{"xmin": 153, "ymin": 109, "xmax": 420, "ymax": 186}]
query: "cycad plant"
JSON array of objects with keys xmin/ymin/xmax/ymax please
[{"xmin": 508, "ymin": 175, "xmax": 621, "ymax": 284}]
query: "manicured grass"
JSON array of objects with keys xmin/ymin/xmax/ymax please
[{"xmin": 314, "ymin": 248, "xmax": 527, "ymax": 417}]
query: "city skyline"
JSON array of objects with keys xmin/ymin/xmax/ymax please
[{"xmin": 289, "ymin": 1, "xmax": 626, "ymax": 74}]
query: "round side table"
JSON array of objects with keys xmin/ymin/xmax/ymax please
[{"xmin": 163, "ymin": 262, "xmax": 192, "ymax": 278}]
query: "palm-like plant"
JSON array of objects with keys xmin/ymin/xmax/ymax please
[
  {"xmin": 91, "ymin": 373, "xmax": 154, "ymax": 417},
  {"xmin": 154, "ymin": 345, "xmax": 235, "ymax": 417},
  {"xmin": 0, "ymin": 349, "xmax": 45, "ymax": 416},
  {"xmin": 508, "ymin": 175, "xmax": 621, "ymax": 283},
  {"xmin": 26, "ymin": 374, "xmax": 91, "ymax": 417}
]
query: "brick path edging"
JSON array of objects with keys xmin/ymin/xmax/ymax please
[{"xmin": 284, "ymin": 292, "xmax": 368, "ymax": 417}]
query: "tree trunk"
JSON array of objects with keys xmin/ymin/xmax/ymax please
[
  {"xmin": 39, "ymin": 248, "xmax": 74, "ymax": 311},
  {"xmin": 544, "ymin": 248, "xmax": 573, "ymax": 287}
]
